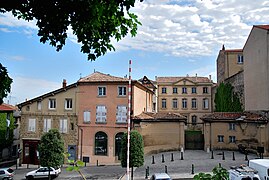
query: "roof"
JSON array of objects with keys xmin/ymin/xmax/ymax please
[
  {"xmin": 224, "ymin": 49, "xmax": 243, "ymax": 53},
  {"xmin": 0, "ymin": 103, "xmax": 16, "ymax": 112},
  {"xmin": 254, "ymin": 25, "xmax": 269, "ymax": 30},
  {"xmin": 157, "ymin": 76, "xmax": 211, "ymax": 83},
  {"xmin": 133, "ymin": 112, "xmax": 186, "ymax": 122},
  {"xmin": 138, "ymin": 76, "xmax": 156, "ymax": 89},
  {"xmin": 201, "ymin": 112, "xmax": 268, "ymax": 123},
  {"xmin": 78, "ymin": 72, "xmax": 128, "ymax": 83}
]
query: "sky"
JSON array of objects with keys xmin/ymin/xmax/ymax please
[{"xmin": 1, "ymin": 0, "xmax": 269, "ymax": 105}]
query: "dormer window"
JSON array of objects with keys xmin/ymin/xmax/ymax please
[{"xmin": 237, "ymin": 55, "xmax": 244, "ymax": 64}]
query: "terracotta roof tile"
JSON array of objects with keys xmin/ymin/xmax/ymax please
[
  {"xmin": 134, "ymin": 112, "xmax": 186, "ymax": 120},
  {"xmin": 254, "ymin": 25, "xmax": 269, "ymax": 30},
  {"xmin": 224, "ymin": 49, "xmax": 243, "ymax": 53},
  {"xmin": 0, "ymin": 103, "xmax": 16, "ymax": 111},
  {"xmin": 157, "ymin": 76, "xmax": 211, "ymax": 83},
  {"xmin": 78, "ymin": 72, "xmax": 128, "ymax": 83}
]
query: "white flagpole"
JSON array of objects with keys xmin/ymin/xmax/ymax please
[{"xmin": 127, "ymin": 59, "xmax": 132, "ymax": 180}]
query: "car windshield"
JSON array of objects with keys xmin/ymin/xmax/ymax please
[{"xmin": 7, "ymin": 168, "xmax": 14, "ymax": 173}]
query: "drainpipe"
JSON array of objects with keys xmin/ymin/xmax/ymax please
[{"xmin": 80, "ymin": 128, "xmax": 83, "ymax": 160}]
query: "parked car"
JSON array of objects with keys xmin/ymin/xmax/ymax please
[
  {"xmin": 25, "ymin": 167, "xmax": 61, "ymax": 179},
  {"xmin": 150, "ymin": 173, "xmax": 171, "ymax": 180},
  {"xmin": 0, "ymin": 168, "xmax": 15, "ymax": 180},
  {"xmin": 228, "ymin": 165, "xmax": 260, "ymax": 180}
]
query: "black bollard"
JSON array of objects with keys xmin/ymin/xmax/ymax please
[
  {"xmin": 27, "ymin": 164, "xmax": 29, "ymax": 169},
  {"xmin": 171, "ymin": 153, "xmax": 174, "ymax": 162},
  {"xmin": 245, "ymin": 153, "xmax": 248, "ymax": 161},
  {"xmin": 222, "ymin": 151, "xmax": 225, "ymax": 160},
  {"xmin": 232, "ymin": 152, "xmax": 235, "ymax": 161},
  {"xmin": 219, "ymin": 163, "xmax": 221, "ymax": 167},
  {"xmin": 145, "ymin": 168, "xmax": 148, "ymax": 179},
  {"xmin": 162, "ymin": 154, "xmax": 165, "ymax": 163},
  {"xmin": 191, "ymin": 164, "xmax": 194, "ymax": 174},
  {"xmin": 180, "ymin": 151, "xmax": 184, "ymax": 160},
  {"xmin": 152, "ymin": 155, "xmax": 155, "ymax": 164},
  {"xmin": 97, "ymin": 160, "xmax": 99, "ymax": 166},
  {"xmin": 211, "ymin": 151, "xmax": 214, "ymax": 159},
  {"xmin": 165, "ymin": 165, "xmax": 168, "ymax": 173}
]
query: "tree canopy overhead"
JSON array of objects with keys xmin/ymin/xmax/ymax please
[
  {"xmin": 1, "ymin": 0, "xmax": 142, "ymax": 60},
  {"xmin": 0, "ymin": 63, "xmax": 13, "ymax": 104}
]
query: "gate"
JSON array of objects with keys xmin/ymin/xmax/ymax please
[{"xmin": 185, "ymin": 130, "xmax": 204, "ymax": 150}]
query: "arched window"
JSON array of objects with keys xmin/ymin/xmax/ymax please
[
  {"xmin": 115, "ymin": 132, "xmax": 124, "ymax": 159},
  {"xmin": 95, "ymin": 131, "xmax": 108, "ymax": 155}
]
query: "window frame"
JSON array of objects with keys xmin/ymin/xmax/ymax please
[
  {"xmin": 83, "ymin": 111, "xmax": 91, "ymax": 123},
  {"xmin": 191, "ymin": 87, "xmax": 197, "ymax": 94},
  {"xmin": 98, "ymin": 86, "xmax": 106, "ymax": 96},
  {"xmin": 161, "ymin": 99, "xmax": 167, "ymax": 109},
  {"xmin": 172, "ymin": 87, "xmax": 178, "ymax": 94},
  {"xmin": 191, "ymin": 115, "xmax": 197, "ymax": 125},
  {"xmin": 59, "ymin": 119, "xmax": 68, "ymax": 133},
  {"xmin": 182, "ymin": 87, "xmax": 187, "ymax": 94},
  {"xmin": 237, "ymin": 54, "xmax": 244, "ymax": 64},
  {"xmin": 191, "ymin": 98, "xmax": 197, "ymax": 109},
  {"xmin": 182, "ymin": 98, "xmax": 187, "ymax": 109},
  {"xmin": 172, "ymin": 98, "xmax": 178, "ymax": 109},
  {"xmin": 65, "ymin": 98, "xmax": 73, "ymax": 110},
  {"xmin": 229, "ymin": 123, "xmax": 236, "ymax": 130},
  {"xmin": 116, "ymin": 105, "xmax": 127, "ymax": 123},
  {"xmin": 96, "ymin": 105, "xmax": 107, "ymax": 123},
  {"xmin": 118, "ymin": 86, "xmax": 127, "ymax": 96},
  {"xmin": 218, "ymin": 135, "xmax": 224, "ymax": 143},
  {"xmin": 37, "ymin": 101, "xmax": 42, "ymax": 110},
  {"xmin": 203, "ymin": 98, "xmax": 209, "ymax": 109},
  {"xmin": 28, "ymin": 118, "xmax": 36, "ymax": 132},
  {"xmin": 95, "ymin": 131, "xmax": 108, "ymax": 156},
  {"xmin": 229, "ymin": 136, "xmax": 236, "ymax": 143},
  {"xmin": 43, "ymin": 118, "xmax": 51, "ymax": 132},
  {"xmin": 48, "ymin": 99, "xmax": 56, "ymax": 109},
  {"xmin": 203, "ymin": 87, "xmax": 208, "ymax": 94},
  {"xmin": 161, "ymin": 87, "xmax": 167, "ymax": 94}
]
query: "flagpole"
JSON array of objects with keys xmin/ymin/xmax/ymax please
[{"xmin": 127, "ymin": 60, "xmax": 132, "ymax": 180}]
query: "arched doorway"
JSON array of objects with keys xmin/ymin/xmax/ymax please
[
  {"xmin": 95, "ymin": 131, "xmax": 107, "ymax": 155},
  {"xmin": 115, "ymin": 132, "xmax": 124, "ymax": 160}
]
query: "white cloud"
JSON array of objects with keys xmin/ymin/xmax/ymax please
[{"xmin": 4, "ymin": 76, "xmax": 60, "ymax": 105}]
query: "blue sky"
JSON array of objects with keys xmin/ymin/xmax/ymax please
[{"xmin": 1, "ymin": 0, "xmax": 269, "ymax": 105}]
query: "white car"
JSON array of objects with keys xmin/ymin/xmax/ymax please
[
  {"xmin": 25, "ymin": 167, "xmax": 61, "ymax": 179},
  {"xmin": 150, "ymin": 173, "xmax": 171, "ymax": 180}
]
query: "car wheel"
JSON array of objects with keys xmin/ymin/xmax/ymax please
[{"xmin": 26, "ymin": 176, "xmax": 34, "ymax": 180}]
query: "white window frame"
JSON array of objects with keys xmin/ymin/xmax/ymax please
[
  {"xmin": 173, "ymin": 87, "xmax": 178, "ymax": 94},
  {"xmin": 203, "ymin": 98, "xmax": 209, "ymax": 109},
  {"xmin": 96, "ymin": 106, "xmax": 107, "ymax": 123},
  {"xmin": 218, "ymin": 135, "xmax": 224, "ymax": 143},
  {"xmin": 237, "ymin": 55, "xmax": 244, "ymax": 64},
  {"xmin": 83, "ymin": 111, "xmax": 90, "ymax": 123},
  {"xmin": 229, "ymin": 123, "xmax": 236, "ymax": 130},
  {"xmin": 182, "ymin": 98, "xmax": 187, "ymax": 109},
  {"xmin": 172, "ymin": 98, "xmax": 178, "ymax": 109},
  {"xmin": 118, "ymin": 86, "xmax": 127, "ymax": 96},
  {"xmin": 28, "ymin": 118, "xmax": 36, "ymax": 132},
  {"xmin": 59, "ymin": 119, "xmax": 68, "ymax": 133},
  {"xmin": 43, "ymin": 119, "xmax": 51, "ymax": 132},
  {"xmin": 161, "ymin": 87, "xmax": 167, "ymax": 94},
  {"xmin": 48, "ymin": 99, "xmax": 56, "ymax": 109},
  {"xmin": 37, "ymin": 101, "xmax": 42, "ymax": 110},
  {"xmin": 161, "ymin": 99, "xmax": 166, "ymax": 109},
  {"xmin": 191, "ymin": 87, "xmax": 197, "ymax": 94},
  {"xmin": 203, "ymin": 87, "xmax": 208, "ymax": 94},
  {"xmin": 191, "ymin": 115, "xmax": 197, "ymax": 125},
  {"xmin": 191, "ymin": 98, "xmax": 197, "ymax": 109},
  {"xmin": 98, "ymin": 87, "xmax": 106, "ymax": 96},
  {"xmin": 65, "ymin": 98, "xmax": 72, "ymax": 110},
  {"xmin": 182, "ymin": 87, "xmax": 187, "ymax": 94},
  {"xmin": 229, "ymin": 136, "xmax": 236, "ymax": 143},
  {"xmin": 116, "ymin": 106, "xmax": 127, "ymax": 123}
]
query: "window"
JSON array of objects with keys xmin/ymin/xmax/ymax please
[
  {"xmin": 172, "ymin": 98, "xmax": 178, "ymax": 109},
  {"xmin": 37, "ymin": 101, "xmax": 42, "ymax": 110},
  {"xmin": 203, "ymin": 98, "xmax": 209, "ymax": 109},
  {"xmin": 182, "ymin": 87, "xmax": 187, "ymax": 94},
  {"xmin": 173, "ymin": 87, "xmax": 178, "ymax": 94},
  {"xmin": 203, "ymin": 87, "xmax": 208, "ymax": 94},
  {"xmin": 229, "ymin": 136, "xmax": 236, "ymax": 143},
  {"xmin": 116, "ymin": 106, "xmax": 127, "ymax": 123},
  {"xmin": 96, "ymin": 105, "xmax": 107, "ymax": 123},
  {"xmin": 43, "ymin": 119, "xmax": 51, "ymax": 132},
  {"xmin": 237, "ymin": 55, "xmax": 244, "ymax": 64},
  {"xmin": 115, "ymin": 132, "xmax": 124, "ymax": 158},
  {"xmin": 191, "ymin": 98, "xmax": 197, "ymax": 109},
  {"xmin": 191, "ymin": 115, "xmax": 197, "ymax": 125},
  {"xmin": 182, "ymin": 98, "xmax": 187, "ymax": 109},
  {"xmin": 161, "ymin": 87, "xmax": 167, "ymax": 94},
  {"xmin": 83, "ymin": 111, "xmax": 90, "ymax": 123},
  {"xmin": 118, "ymin": 86, "xmax": 127, "ymax": 96},
  {"xmin": 161, "ymin": 99, "xmax": 167, "ymax": 109},
  {"xmin": 98, "ymin": 87, "xmax": 106, "ymax": 96},
  {"xmin": 59, "ymin": 119, "xmax": 68, "ymax": 133},
  {"xmin": 49, "ymin": 99, "xmax": 56, "ymax": 109},
  {"xmin": 95, "ymin": 131, "xmax": 107, "ymax": 155},
  {"xmin": 26, "ymin": 106, "xmax": 30, "ymax": 111},
  {"xmin": 218, "ymin": 135, "xmax": 224, "ymax": 142},
  {"xmin": 191, "ymin": 87, "xmax": 197, "ymax": 94},
  {"xmin": 229, "ymin": 123, "xmax": 236, "ymax": 130},
  {"xmin": 65, "ymin": 98, "xmax": 72, "ymax": 110},
  {"xmin": 28, "ymin": 118, "xmax": 36, "ymax": 132}
]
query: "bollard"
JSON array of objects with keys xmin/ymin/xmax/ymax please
[
  {"xmin": 245, "ymin": 153, "xmax": 248, "ymax": 161},
  {"xmin": 232, "ymin": 152, "xmax": 235, "ymax": 161},
  {"xmin": 97, "ymin": 160, "xmax": 99, "ymax": 166},
  {"xmin": 152, "ymin": 155, "xmax": 155, "ymax": 164},
  {"xmin": 222, "ymin": 151, "xmax": 225, "ymax": 160},
  {"xmin": 191, "ymin": 164, "xmax": 194, "ymax": 174},
  {"xmin": 211, "ymin": 151, "xmax": 214, "ymax": 159},
  {"xmin": 180, "ymin": 151, "xmax": 184, "ymax": 160},
  {"xmin": 162, "ymin": 154, "xmax": 165, "ymax": 163},
  {"xmin": 27, "ymin": 164, "xmax": 29, "ymax": 169},
  {"xmin": 171, "ymin": 153, "xmax": 174, "ymax": 162},
  {"xmin": 219, "ymin": 163, "xmax": 221, "ymax": 167},
  {"xmin": 145, "ymin": 168, "xmax": 148, "ymax": 179},
  {"xmin": 165, "ymin": 165, "xmax": 168, "ymax": 173}
]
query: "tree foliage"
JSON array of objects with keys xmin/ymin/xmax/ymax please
[
  {"xmin": 121, "ymin": 130, "xmax": 144, "ymax": 168},
  {"xmin": 1, "ymin": 0, "xmax": 142, "ymax": 61},
  {"xmin": 194, "ymin": 165, "xmax": 229, "ymax": 180},
  {"xmin": 0, "ymin": 63, "xmax": 13, "ymax": 105},
  {"xmin": 214, "ymin": 82, "xmax": 242, "ymax": 112},
  {"xmin": 0, "ymin": 112, "xmax": 15, "ymax": 149},
  {"xmin": 38, "ymin": 129, "xmax": 64, "ymax": 169}
]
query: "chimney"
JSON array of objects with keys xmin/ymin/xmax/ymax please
[
  {"xmin": 62, "ymin": 79, "xmax": 67, "ymax": 88},
  {"xmin": 222, "ymin": 44, "xmax": 225, "ymax": 50},
  {"xmin": 209, "ymin": 75, "xmax": 212, "ymax": 80},
  {"xmin": 195, "ymin": 73, "xmax": 197, "ymax": 81}
]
